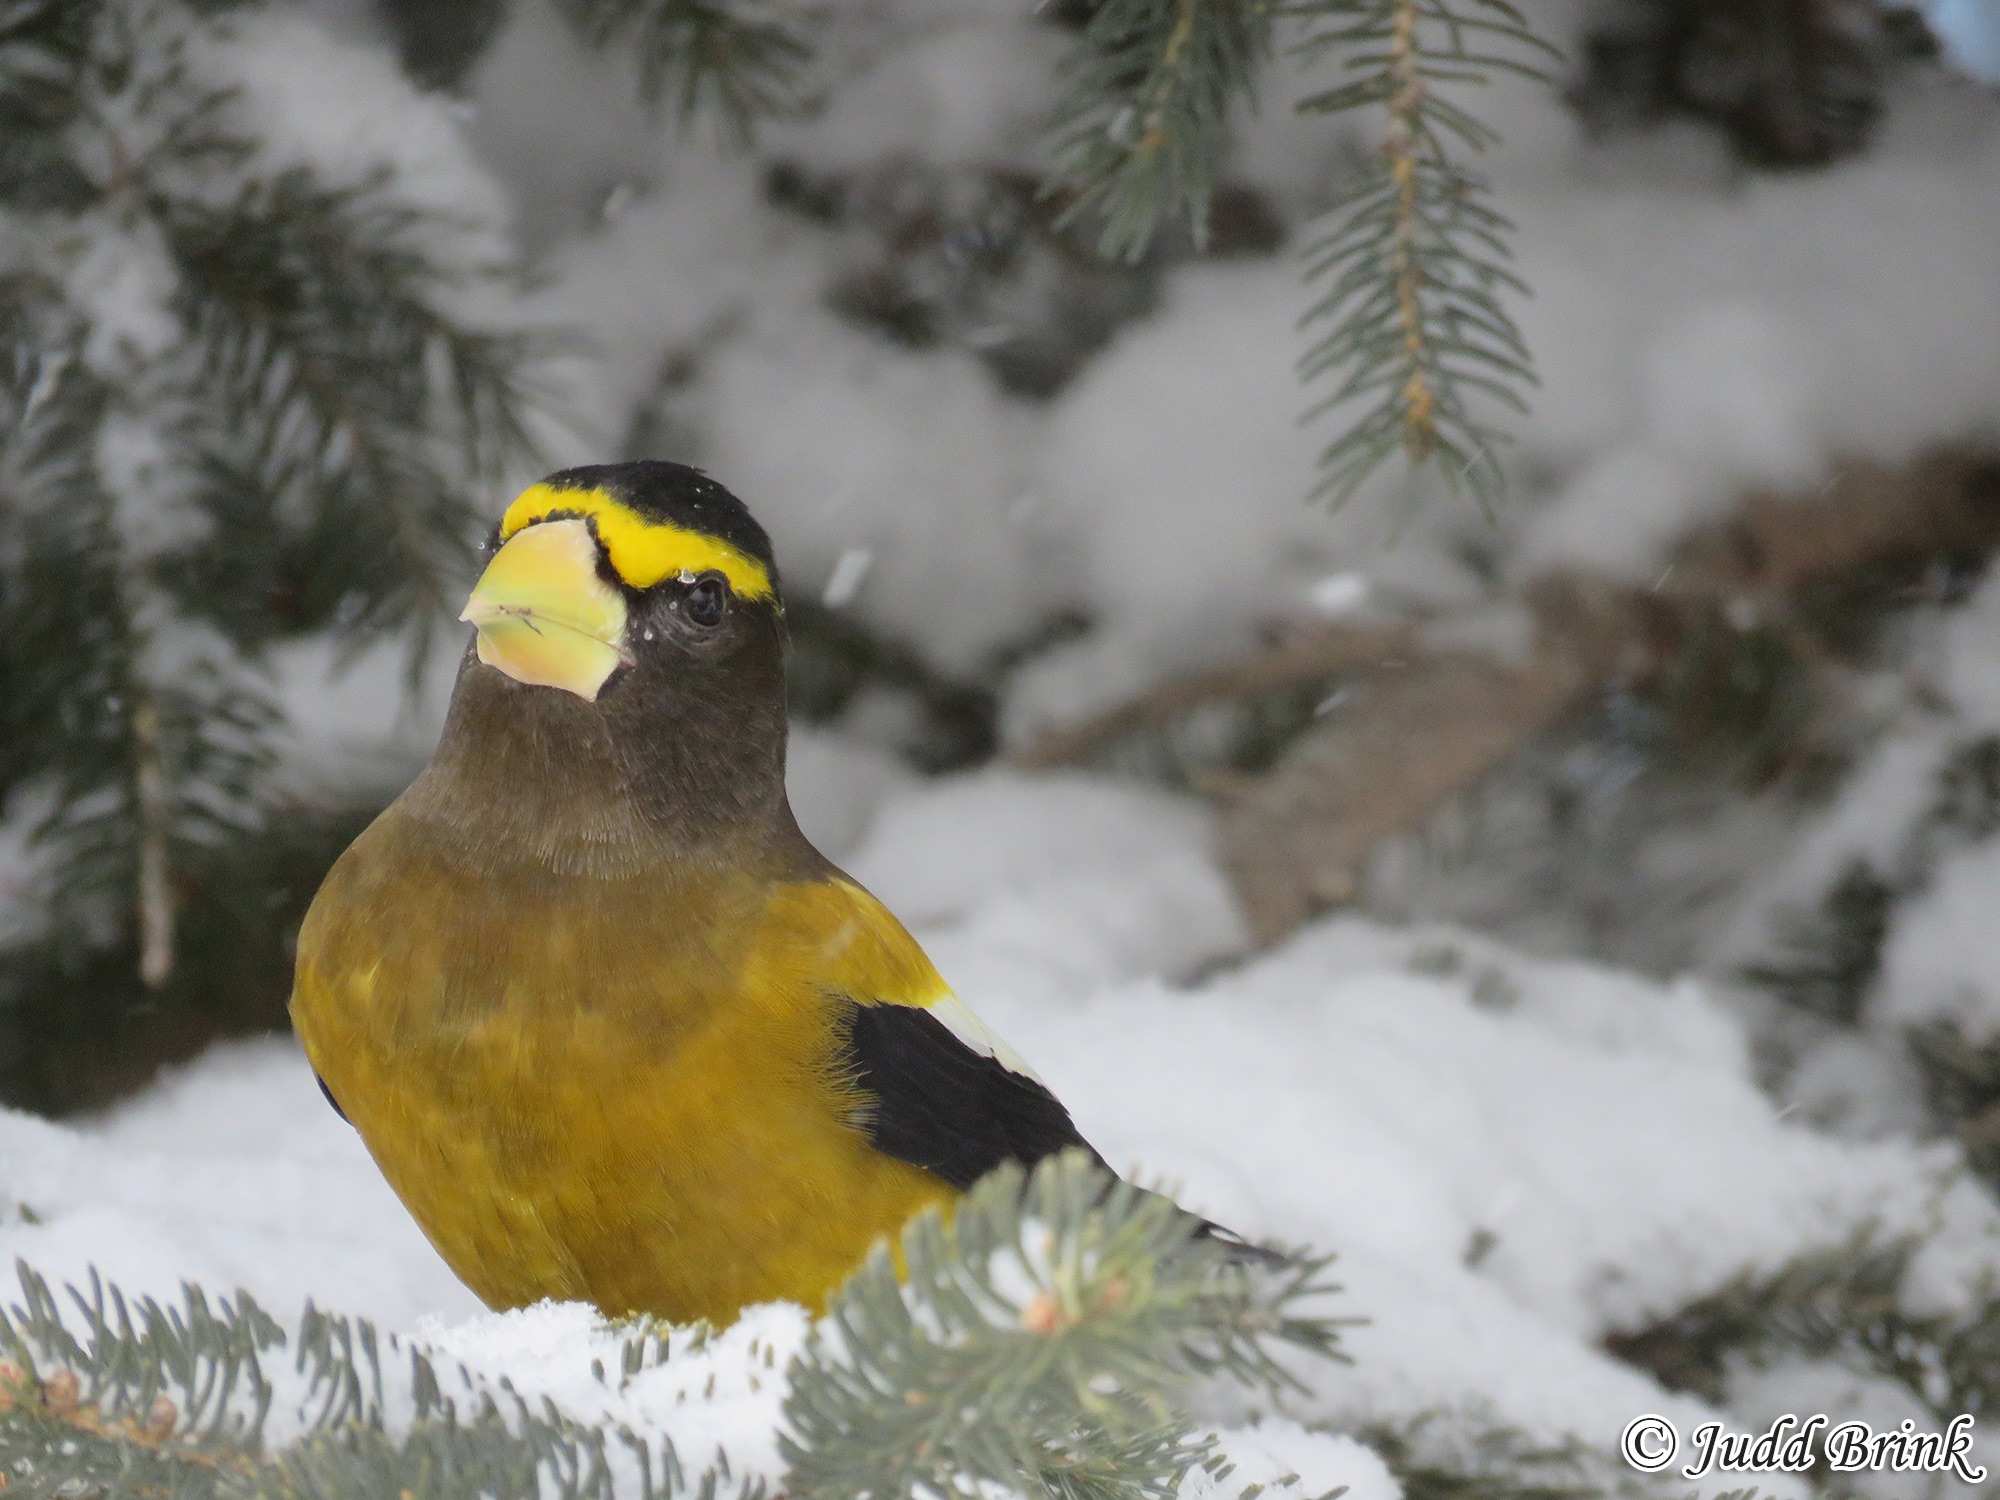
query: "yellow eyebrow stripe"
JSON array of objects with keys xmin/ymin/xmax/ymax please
[{"xmin": 499, "ymin": 482, "xmax": 776, "ymax": 602}]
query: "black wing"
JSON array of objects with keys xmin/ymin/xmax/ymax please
[
  {"xmin": 839, "ymin": 1000, "xmax": 1108, "ymax": 1191},
  {"xmin": 839, "ymin": 998, "xmax": 1286, "ymax": 1266}
]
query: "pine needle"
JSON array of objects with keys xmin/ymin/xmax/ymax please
[{"xmin": 1285, "ymin": 0, "xmax": 1559, "ymax": 514}]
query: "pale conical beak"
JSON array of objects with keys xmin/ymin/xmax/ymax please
[{"xmin": 460, "ymin": 518, "xmax": 631, "ymax": 702}]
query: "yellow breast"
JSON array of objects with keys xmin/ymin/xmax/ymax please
[{"xmin": 290, "ymin": 806, "xmax": 954, "ymax": 1323}]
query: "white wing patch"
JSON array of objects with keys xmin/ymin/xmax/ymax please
[{"xmin": 926, "ymin": 992, "xmax": 1045, "ymax": 1084}]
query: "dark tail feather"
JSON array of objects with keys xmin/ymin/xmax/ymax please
[
  {"xmin": 1192, "ymin": 1217, "xmax": 1291, "ymax": 1268},
  {"xmin": 1056, "ymin": 1147, "xmax": 1289, "ymax": 1267}
]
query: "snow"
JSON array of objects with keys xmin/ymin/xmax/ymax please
[
  {"xmin": 6, "ymin": 767, "xmax": 1994, "ymax": 1496},
  {"xmin": 1721, "ymin": 561, "xmax": 2000, "ymax": 1132},
  {"xmin": 218, "ymin": 8, "xmax": 514, "ymax": 241},
  {"xmin": 450, "ymin": 0, "xmax": 2000, "ymax": 717},
  {"xmin": 266, "ymin": 633, "xmax": 467, "ymax": 795},
  {"xmin": 1010, "ymin": 264, "xmax": 1480, "ymax": 737},
  {"xmin": 1877, "ymin": 840, "xmax": 2000, "ymax": 1037},
  {"xmin": 0, "ymin": 1036, "xmax": 479, "ymax": 1328},
  {"xmin": 11, "ymin": 0, "xmax": 2000, "ymax": 1492},
  {"xmin": 1511, "ymin": 78, "xmax": 2000, "ymax": 581},
  {"xmin": 63, "ymin": 221, "xmax": 182, "ymax": 376},
  {"xmin": 1849, "ymin": 568, "xmax": 2000, "ymax": 1041},
  {"xmin": 421, "ymin": 1299, "xmax": 806, "ymax": 1486},
  {"xmin": 769, "ymin": 1, "xmax": 1064, "ymax": 176},
  {"xmin": 697, "ymin": 312, "xmax": 1064, "ymax": 674},
  {"xmin": 1188, "ymin": 1421, "xmax": 1401, "ymax": 1500}
]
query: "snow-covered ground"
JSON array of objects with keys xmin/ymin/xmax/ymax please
[{"xmin": 4, "ymin": 747, "xmax": 1993, "ymax": 1494}]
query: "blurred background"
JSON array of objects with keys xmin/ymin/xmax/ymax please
[
  {"xmin": 2, "ymin": 0, "xmax": 1997, "ymax": 1142},
  {"xmin": 10, "ymin": 0, "xmax": 2000, "ymax": 1477}
]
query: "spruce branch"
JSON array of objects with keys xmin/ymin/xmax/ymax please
[
  {"xmin": 0, "ymin": 1262, "xmax": 280, "ymax": 1498},
  {"xmin": 0, "ymin": 1261, "xmax": 683, "ymax": 1500},
  {"xmin": 1738, "ymin": 858, "xmax": 1894, "ymax": 1028},
  {"xmin": 554, "ymin": 0, "xmax": 809, "ymax": 138},
  {"xmin": 4, "ymin": 1165, "xmax": 1343, "ymax": 1500},
  {"xmin": 782, "ymin": 1150, "xmax": 1344, "ymax": 1500},
  {"xmin": 163, "ymin": 165, "xmax": 546, "ymax": 647},
  {"xmin": 0, "ymin": 342, "xmax": 283, "ymax": 994},
  {"xmin": 0, "ymin": 290, "xmax": 105, "ymax": 804},
  {"xmin": 1038, "ymin": 0, "xmax": 1554, "ymax": 507},
  {"xmin": 1044, "ymin": 0, "xmax": 1274, "ymax": 262},
  {"xmin": 0, "ymin": 3, "xmax": 101, "ymax": 216},
  {"xmin": 1363, "ymin": 1414, "xmax": 1653, "ymax": 1500},
  {"xmin": 0, "ymin": 0, "xmax": 551, "ymax": 1004},
  {"xmin": 1285, "ymin": 0, "xmax": 1558, "ymax": 512},
  {"xmin": 1906, "ymin": 1019, "xmax": 2000, "ymax": 1191},
  {"xmin": 1604, "ymin": 1226, "xmax": 2000, "ymax": 1425}
]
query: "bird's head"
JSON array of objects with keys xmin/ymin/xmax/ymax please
[
  {"xmin": 461, "ymin": 460, "xmax": 784, "ymax": 705},
  {"xmin": 435, "ymin": 462, "xmax": 796, "ymax": 859}
]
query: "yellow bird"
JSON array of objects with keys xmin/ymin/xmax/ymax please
[{"xmin": 292, "ymin": 461, "xmax": 1254, "ymax": 1325}]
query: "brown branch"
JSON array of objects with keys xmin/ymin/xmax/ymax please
[
  {"xmin": 1010, "ymin": 448, "xmax": 2000, "ymax": 948},
  {"xmin": 1218, "ymin": 575, "xmax": 1637, "ymax": 944},
  {"xmin": 1008, "ymin": 620, "xmax": 1418, "ymax": 770}
]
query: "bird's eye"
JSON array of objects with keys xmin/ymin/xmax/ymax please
[{"xmin": 684, "ymin": 575, "xmax": 726, "ymax": 628}]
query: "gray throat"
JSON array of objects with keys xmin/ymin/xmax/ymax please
[{"xmin": 396, "ymin": 649, "xmax": 804, "ymax": 881}]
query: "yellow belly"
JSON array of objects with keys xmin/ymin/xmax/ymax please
[{"xmin": 290, "ymin": 809, "xmax": 954, "ymax": 1323}]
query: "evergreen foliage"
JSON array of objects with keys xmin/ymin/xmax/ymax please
[
  {"xmin": 1288, "ymin": 0, "xmax": 1557, "ymax": 512},
  {"xmin": 1906, "ymin": 1019, "xmax": 2000, "ymax": 1188},
  {"xmin": 1044, "ymin": 0, "xmax": 1275, "ymax": 264},
  {"xmin": 1740, "ymin": 859, "xmax": 1894, "ymax": 1029},
  {"xmin": 1570, "ymin": 0, "xmax": 1910, "ymax": 169},
  {"xmin": 0, "ymin": 1154, "xmax": 1343, "ymax": 1500},
  {"xmin": 554, "ymin": 0, "xmax": 809, "ymax": 136},
  {"xmin": 1744, "ymin": 733, "xmax": 2000, "ymax": 1188},
  {"xmin": 374, "ymin": 0, "xmax": 513, "ymax": 93},
  {"xmin": 1604, "ymin": 1226, "xmax": 2000, "ymax": 1426},
  {"xmin": 0, "ymin": 0, "xmax": 546, "ymax": 1109},
  {"xmin": 763, "ymin": 154, "xmax": 1179, "ymax": 403},
  {"xmin": 0, "ymin": 1258, "xmax": 671, "ymax": 1500},
  {"xmin": 368, "ymin": 0, "xmax": 810, "ymax": 124},
  {"xmin": 1363, "ymin": 1417, "xmax": 1653, "ymax": 1500},
  {"xmin": 1041, "ymin": 0, "xmax": 1558, "ymax": 509},
  {"xmin": 786, "ymin": 1151, "xmax": 1342, "ymax": 1500},
  {"xmin": 0, "ymin": 0, "xmax": 1573, "ymax": 1101}
]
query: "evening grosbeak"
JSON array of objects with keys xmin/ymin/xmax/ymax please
[{"xmin": 291, "ymin": 461, "xmax": 1265, "ymax": 1324}]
